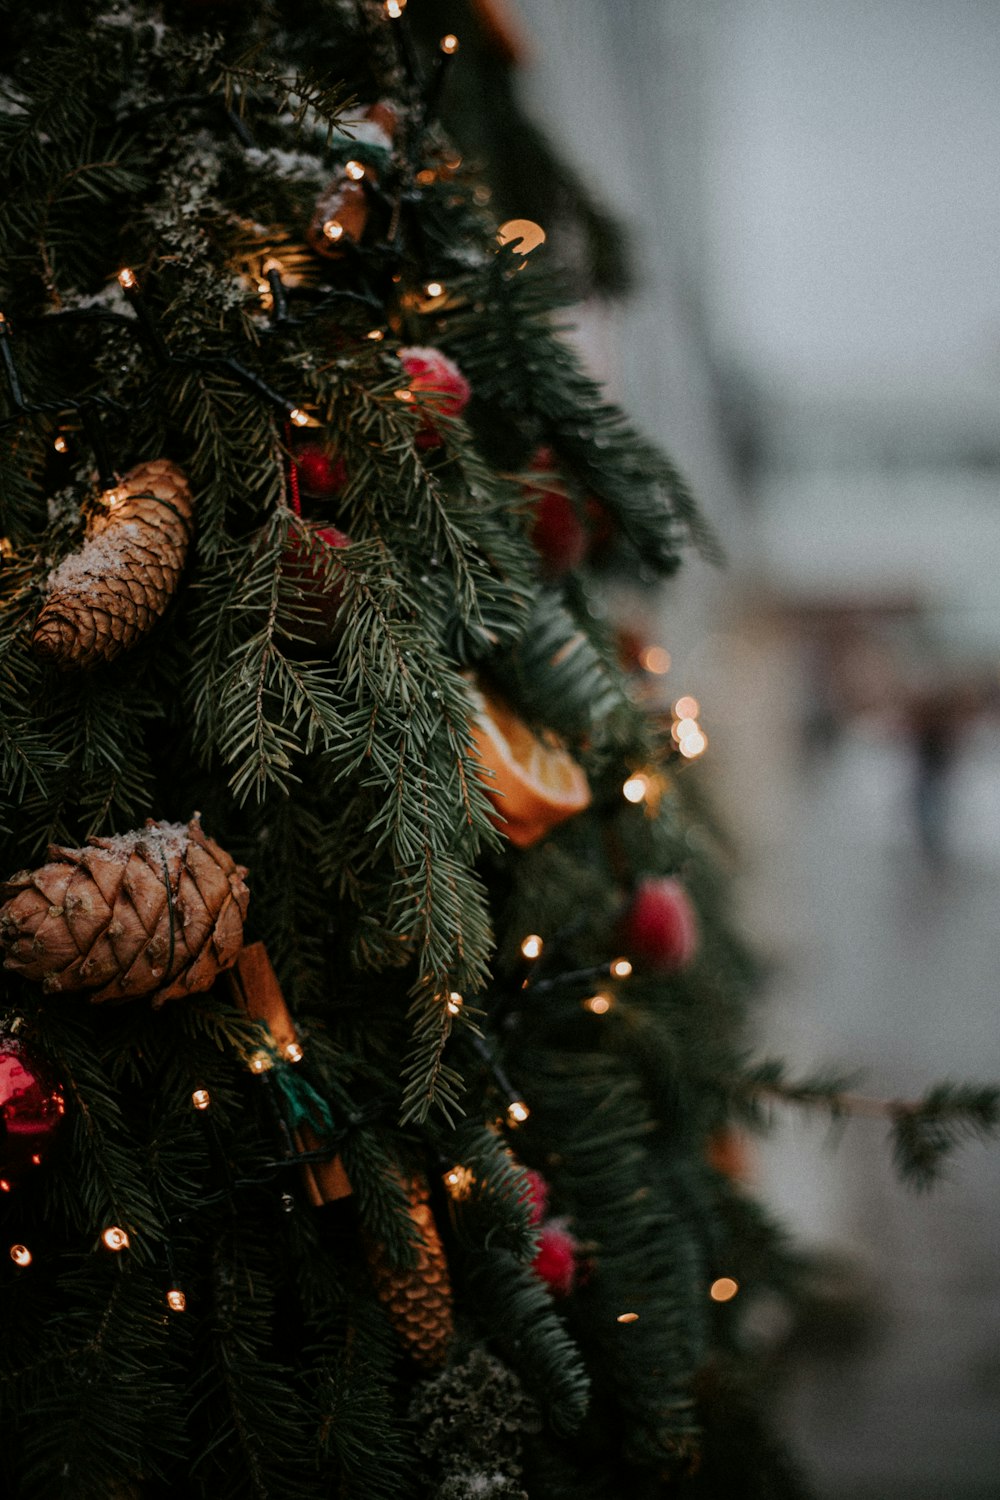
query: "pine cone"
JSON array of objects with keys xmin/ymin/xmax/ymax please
[
  {"xmin": 33, "ymin": 458, "xmax": 194, "ymax": 669},
  {"xmin": 366, "ymin": 1173, "xmax": 454, "ymax": 1368},
  {"xmin": 0, "ymin": 816, "xmax": 248, "ymax": 1005}
]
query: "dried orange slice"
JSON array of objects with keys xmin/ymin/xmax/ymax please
[{"xmin": 467, "ymin": 681, "xmax": 591, "ymax": 848}]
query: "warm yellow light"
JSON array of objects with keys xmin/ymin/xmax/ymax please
[
  {"xmin": 166, "ymin": 1288, "xmax": 187, "ymax": 1313},
  {"xmin": 416, "ymin": 168, "xmax": 437, "ymax": 185},
  {"xmin": 102, "ymin": 1226, "xmax": 130, "ymax": 1253},
  {"xmin": 443, "ymin": 1164, "xmax": 475, "ymax": 1198},
  {"xmin": 385, "ymin": 0, "xmax": 405, "ymax": 16},
  {"xmin": 496, "ymin": 219, "xmax": 547, "ymax": 255},
  {"xmin": 53, "ymin": 435, "xmax": 68, "ymax": 454},
  {"xmin": 249, "ymin": 1050, "xmax": 273, "ymax": 1074},
  {"xmin": 610, "ymin": 957, "xmax": 633, "ymax": 979},
  {"xmin": 622, "ymin": 774, "xmax": 649, "ymax": 804},
  {"xmin": 641, "ymin": 645, "xmax": 672, "ymax": 675},
  {"xmin": 9, "ymin": 1244, "xmax": 31, "ymax": 1267},
  {"xmin": 674, "ymin": 696, "xmax": 700, "ymax": 720},
  {"xmin": 520, "ymin": 934, "xmax": 544, "ymax": 960},
  {"xmin": 367, "ymin": 328, "xmax": 385, "ymax": 340},
  {"xmin": 344, "ymin": 160, "xmax": 366, "ymax": 182},
  {"xmin": 323, "ymin": 218, "xmax": 345, "ymax": 242},
  {"xmin": 30, "ymin": 1154, "xmax": 41, "ymax": 1166},
  {"xmin": 709, "ymin": 1276, "xmax": 739, "ymax": 1302},
  {"xmin": 0, "ymin": 1180, "xmax": 10, "ymax": 1194},
  {"xmin": 102, "ymin": 484, "xmax": 126, "ymax": 509},
  {"xmin": 288, "ymin": 408, "xmax": 310, "ymax": 427},
  {"xmin": 674, "ymin": 717, "xmax": 699, "ymax": 739},
  {"xmin": 117, "ymin": 268, "xmax": 138, "ymax": 290},
  {"xmin": 679, "ymin": 730, "xmax": 707, "ymax": 760},
  {"xmin": 440, "ymin": 33, "xmax": 459, "ymax": 53},
  {"xmin": 394, "ymin": 388, "xmax": 415, "ymax": 403},
  {"xmin": 506, "ymin": 1099, "xmax": 530, "ymax": 1127},
  {"xmin": 191, "ymin": 1088, "xmax": 211, "ymax": 1111},
  {"xmin": 424, "ymin": 281, "xmax": 444, "ymax": 298},
  {"xmin": 584, "ymin": 993, "xmax": 612, "ymax": 1016},
  {"xmin": 283, "ymin": 1041, "xmax": 304, "ymax": 1064},
  {"xmin": 445, "ymin": 991, "xmax": 463, "ymax": 1016},
  {"xmin": 616, "ymin": 1311, "xmax": 639, "ymax": 1324}
]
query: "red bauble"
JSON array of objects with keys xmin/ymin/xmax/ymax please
[
  {"xmin": 398, "ymin": 347, "xmax": 471, "ymax": 449},
  {"xmin": 281, "ymin": 524, "xmax": 351, "ymax": 649},
  {"xmin": 293, "ymin": 442, "xmax": 347, "ymax": 500},
  {"xmin": 624, "ymin": 877, "xmax": 699, "ymax": 973},
  {"xmin": 531, "ymin": 489, "xmax": 588, "ymax": 576},
  {"xmin": 532, "ymin": 1223, "xmax": 578, "ymax": 1297},
  {"xmin": 0, "ymin": 1035, "xmax": 64, "ymax": 1190},
  {"xmin": 521, "ymin": 1167, "xmax": 550, "ymax": 1227}
]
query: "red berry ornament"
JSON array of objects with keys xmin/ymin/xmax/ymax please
[
  {"xmin": 0, "ymin": 1035, "xmax": 64, "ymax": 1190},
  {"xmin": 532, "ymin": 1223, "xmax": 578, "ymax": 1297},
  {"xmin": 624, "ymin": 877, "xmax": 699, "ymax": 973},
  {"xmin": 398, "ymin": 347, "xmax": 470, "ymax": 449},
  {"xmin": 521, "ymin": 1167, "xmax": 550, "ymax": 1227},
  {"xmin": 293, "ymin": 442, "xmax": 347, "ymax": 500}
]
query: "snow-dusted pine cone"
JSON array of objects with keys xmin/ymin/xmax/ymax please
[
  {"xmin": 0, "ymin": 816, "xmax": 248, "ymax": 1005},
  {"xmin": 366, "ymin": 1173, "xmax": 454, "ymax": 1368},
  {"xmin": 32, "ymin": 458, "xmax": 194, "ymax": 669}
]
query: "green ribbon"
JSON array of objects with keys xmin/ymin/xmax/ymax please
[{"xmin": 272, "ymin": 1064, "xmax": 335, "ymax": 1135}]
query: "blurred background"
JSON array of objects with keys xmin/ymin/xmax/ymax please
[{"xmin": 504, "ymin": 0, "xmax": 1000, "ymax": 1494}]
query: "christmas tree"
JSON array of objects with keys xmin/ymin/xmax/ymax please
[{"xmin": 2, "ymin": 5, "xmax": 997, "ymax": 1498}]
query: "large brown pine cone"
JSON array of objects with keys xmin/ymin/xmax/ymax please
[
  {"xmin": 366, "ymin": 1172, "xmax": 454, "ymax": 1368},
  {"xmin": 0, "ymin": 816, "xmax": 248, "ymax": 1005},
  {"xmin": 32, "ymin": 458, "xmax": 194, "ymax": 669}
]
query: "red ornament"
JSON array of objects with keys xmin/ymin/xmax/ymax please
[
  {"xmin": 398, "ymin": 347, "xmax": 471, "ymax": 449},
  {"xmin": 524, "ymin": 448, "xmax": 610, "ymax": 576},
  {"xmin": 0, "ymin": 1034, "xmax": 64, "ymax": 1190},
  {"xmin": 520, "ymin": 1167, "xmax": 550, "ymax": 1227},
  {"xmin": 281, "ymin": 524, "xmax": 351, "ymax": 649},
  {"xmin": 532, "ymin": 1223, "xmax": 578, "ymax": 1297},
  {"xmin": 293, "ymin": 442, "xmax": 347, "ymax": 500},
  {"xmin": 623, "ymin": 877, "xmax": 699, "ymax": 973}
]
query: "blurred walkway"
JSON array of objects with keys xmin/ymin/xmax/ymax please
[{"xmin": 719, "ymin": 632, "xmax": 1000, "ymax": 1500}]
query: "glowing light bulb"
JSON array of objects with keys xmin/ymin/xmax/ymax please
[
  {"xmin": 445, "ymin": 991, "xmax": 463, "ymax": 1016},
  {"xmin": 394, "ymin": 388, "xmax": 415, "ymax": 403},
  {"xmin": 506, "ymin": 1099, "xmax": 530, "ymax": 1127},
  {"xmin": 622, "ymin": 773, "xmax": 649, "ymax": 804},
  {"xmin": 323, "ymin": 218, "xmax": 345, "ymax": 242},
  {"xmin": 30, "ymin": 1154, "xmax": 41, "ymax": 1166},
  {"xmin": 440, "ymin": 33, "xmax": 459, "ymax": 53},
  {"xmin": 616, "ymin": 1311, "xmax": 639, "ymax": 1324},
  {"xmin": 679, "ymin": 730, "xmax": 707, "ymax": 760},
  {"xmin": 367, "ymin": 328, "xmax": 385, "ymax": 340},
  {"xmin": 191, "ymin": 1088, "xmax": 211, "ymax": 1111},
  {"xmin": 288, "ymin": 408, "xmax": 309, "ymax": 427},
  {"xmin": 583, "ymin": 993, "xmax": 612, "ymax": 1016},
  {"xmin": 520, "ymin": 934, "xmax": 544, "ymax": 960},
  {"xmin": 709, "ymin": 1276, "xmax": 739, "ymax": 1302},
  {"xmin": 53, "ymin": 435, "xmax": 68, "ymax": 454},
  {"xmin": 416, "ymin": 168, "xmax": 437, "ymax": 185},
  {"xmin": 610, "ymin": 957, "xmax": 632, "ymax": 979},
  {"xmin": 284, "ymin": 1041, "xmax": 304, "ymax": 1064},
  {"xmin": 443, "ymin": 1164, "xmax": 474, "ymax": 1198},
  {"xmin": 117, "ymin": 268, "xmax": 138, "ymax": 291},
  {"xmin": 102, "ymin": 1226, "xmax": 130, "ymax": 1253},
  {"xmin": 385, "ymin": 0, "xmax": 406, "ymax": 16},
  {"xmin": 424, "ymin": 281, "xmax": 444, "ymax": 298},
  {"xmin": 343, "ymin": 160, "xmax": 366, "ymax": 183},
  {"xmin": 102, "ymin": 484, "xmax": 126, "ymax": 509},
  {"xmin": 496, "ymin": 219, "xmax": 547, "ymax": 255},
  {"xmin": 674, "ymin": 696, "xmax": 700, "ymax": 720},
  {"xmin": 249, "ymin": 1050, "xmax": 273, "ymax": 1074},
  {"xmin": 166, "ymin": 1288, "xmax": 187, "ymax": 1312},
  {"xmin": 0, "ymin": 1179, "xmax": 12, "ymax": 1193},
  {"xmin": 10, "ymin": 1244, "xmax": 32, "ymax": 1267},
  {"xmin": 640, "ymin": 645, "xmax": 671, "ymax": 675},
  {"xmin": 674, "ymin": 717, "xmax": 699, "ymax": 740}
]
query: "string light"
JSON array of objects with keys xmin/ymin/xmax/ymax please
[
  {"xmin": 166, "ymin": 1288, "xmax": 187, "ymax": 1313},
  {"xmin": 384, "ymin": 0, "xmax": 405, "ymax": 16},
  {"xmin": 583, "ymin": 993, "xmax": 612, "ymax": 1016},
  {"xmin": 673, "ymin": 696, "xmax": 700, "ymax": 720},
  {"xmin": 30, "ymin": 1153, "xmax": 41, "ymax": 1166},
  {"xmin": 416, "ymin": 168, "xmax": 437, "ymax": 186},
  {"xmin": 709, "ymin": 1277, "xmax": 739, "ymax": 1302},
  {"xmin": 440, "ymin": 33, "xmax": 459, "ymax": 53},
  {"xmin": 248, "ymin": 1050, "xmax": 273, "ymax": 1074},
  {"xmin": 191, "ymin": 1088, "xmax": 211, "ymax": 1111},
  {"xmin": 496, "ymin": 219, "xmax": 547, "ymax": 255},
  {"xmin": 322, "ymin": 219, "xmax": 345, "ymax": 242},
  {"xmin": 424, "ymin": 281, "xmax": 444, "ymax": 298},
  {"xmin": 622, "ymin": 773, "xmax": 650, "ymax": 804},
  {"xmin": 117, "ymin": 268, "xmax": 138, "ymax": 291},
  {"xmin": 283, "ymin": 1041, "xmax": 304, "ymax": 1063},
  {"xmin": 288, "ymin": 408, "xmax": 310, "ymax": 427},
  {"xmin": 610, "ymin": 957, "xmax": 632, "ymax": 979},
  {"xmin": 0, "ymin": 1179, "xmax": 12, "ymax": 1193},
  {"xmin": 444, "ymin": 991, "xmax": 463, "ymax": 1016},
  {"xmin": 9, "ymin": 1244, "xmax": 32, "ymax": 1268},
  {"xmin": 101, "ymin": 1226, "xmax": 130, "ymax": 1252},
  {"xmin": 394, "ymin": 388, "xmax": 415, "ymax": 403},
  {"xmin": 678, "ymin": 729, "xmax": 707, "ymax": 760},
  {"xmin": 366, "ymin": 329, "xmax": 384, "ymax": 341},
  {"xmin": 344, "ymin": 160, "xmax": 366, "ymax": 181},
  {"xmin": 641, "ymin": 645, "xmax": 671, "ymax": 675},
  {"xmin": 616, "ymin": 1311, "xmax": 639, "ymax": 1324},
  {"xmin": 506, "ymin": 1099, "xmax": 530, "ymax": 1127},
  {"xmin": 520, "ymin": 934, "xmax": 544, "ymax": 960},
  {"xmin": 53, "ymin": 434, "xmax": 68, "ymax": 454},
  {"xmin": 443, "ymin": 1164, "xmax": 475, "ymax": 1199},
  {"xmin": 101, "ymin": 483, "xmax": 126, "ymax": 509}
]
